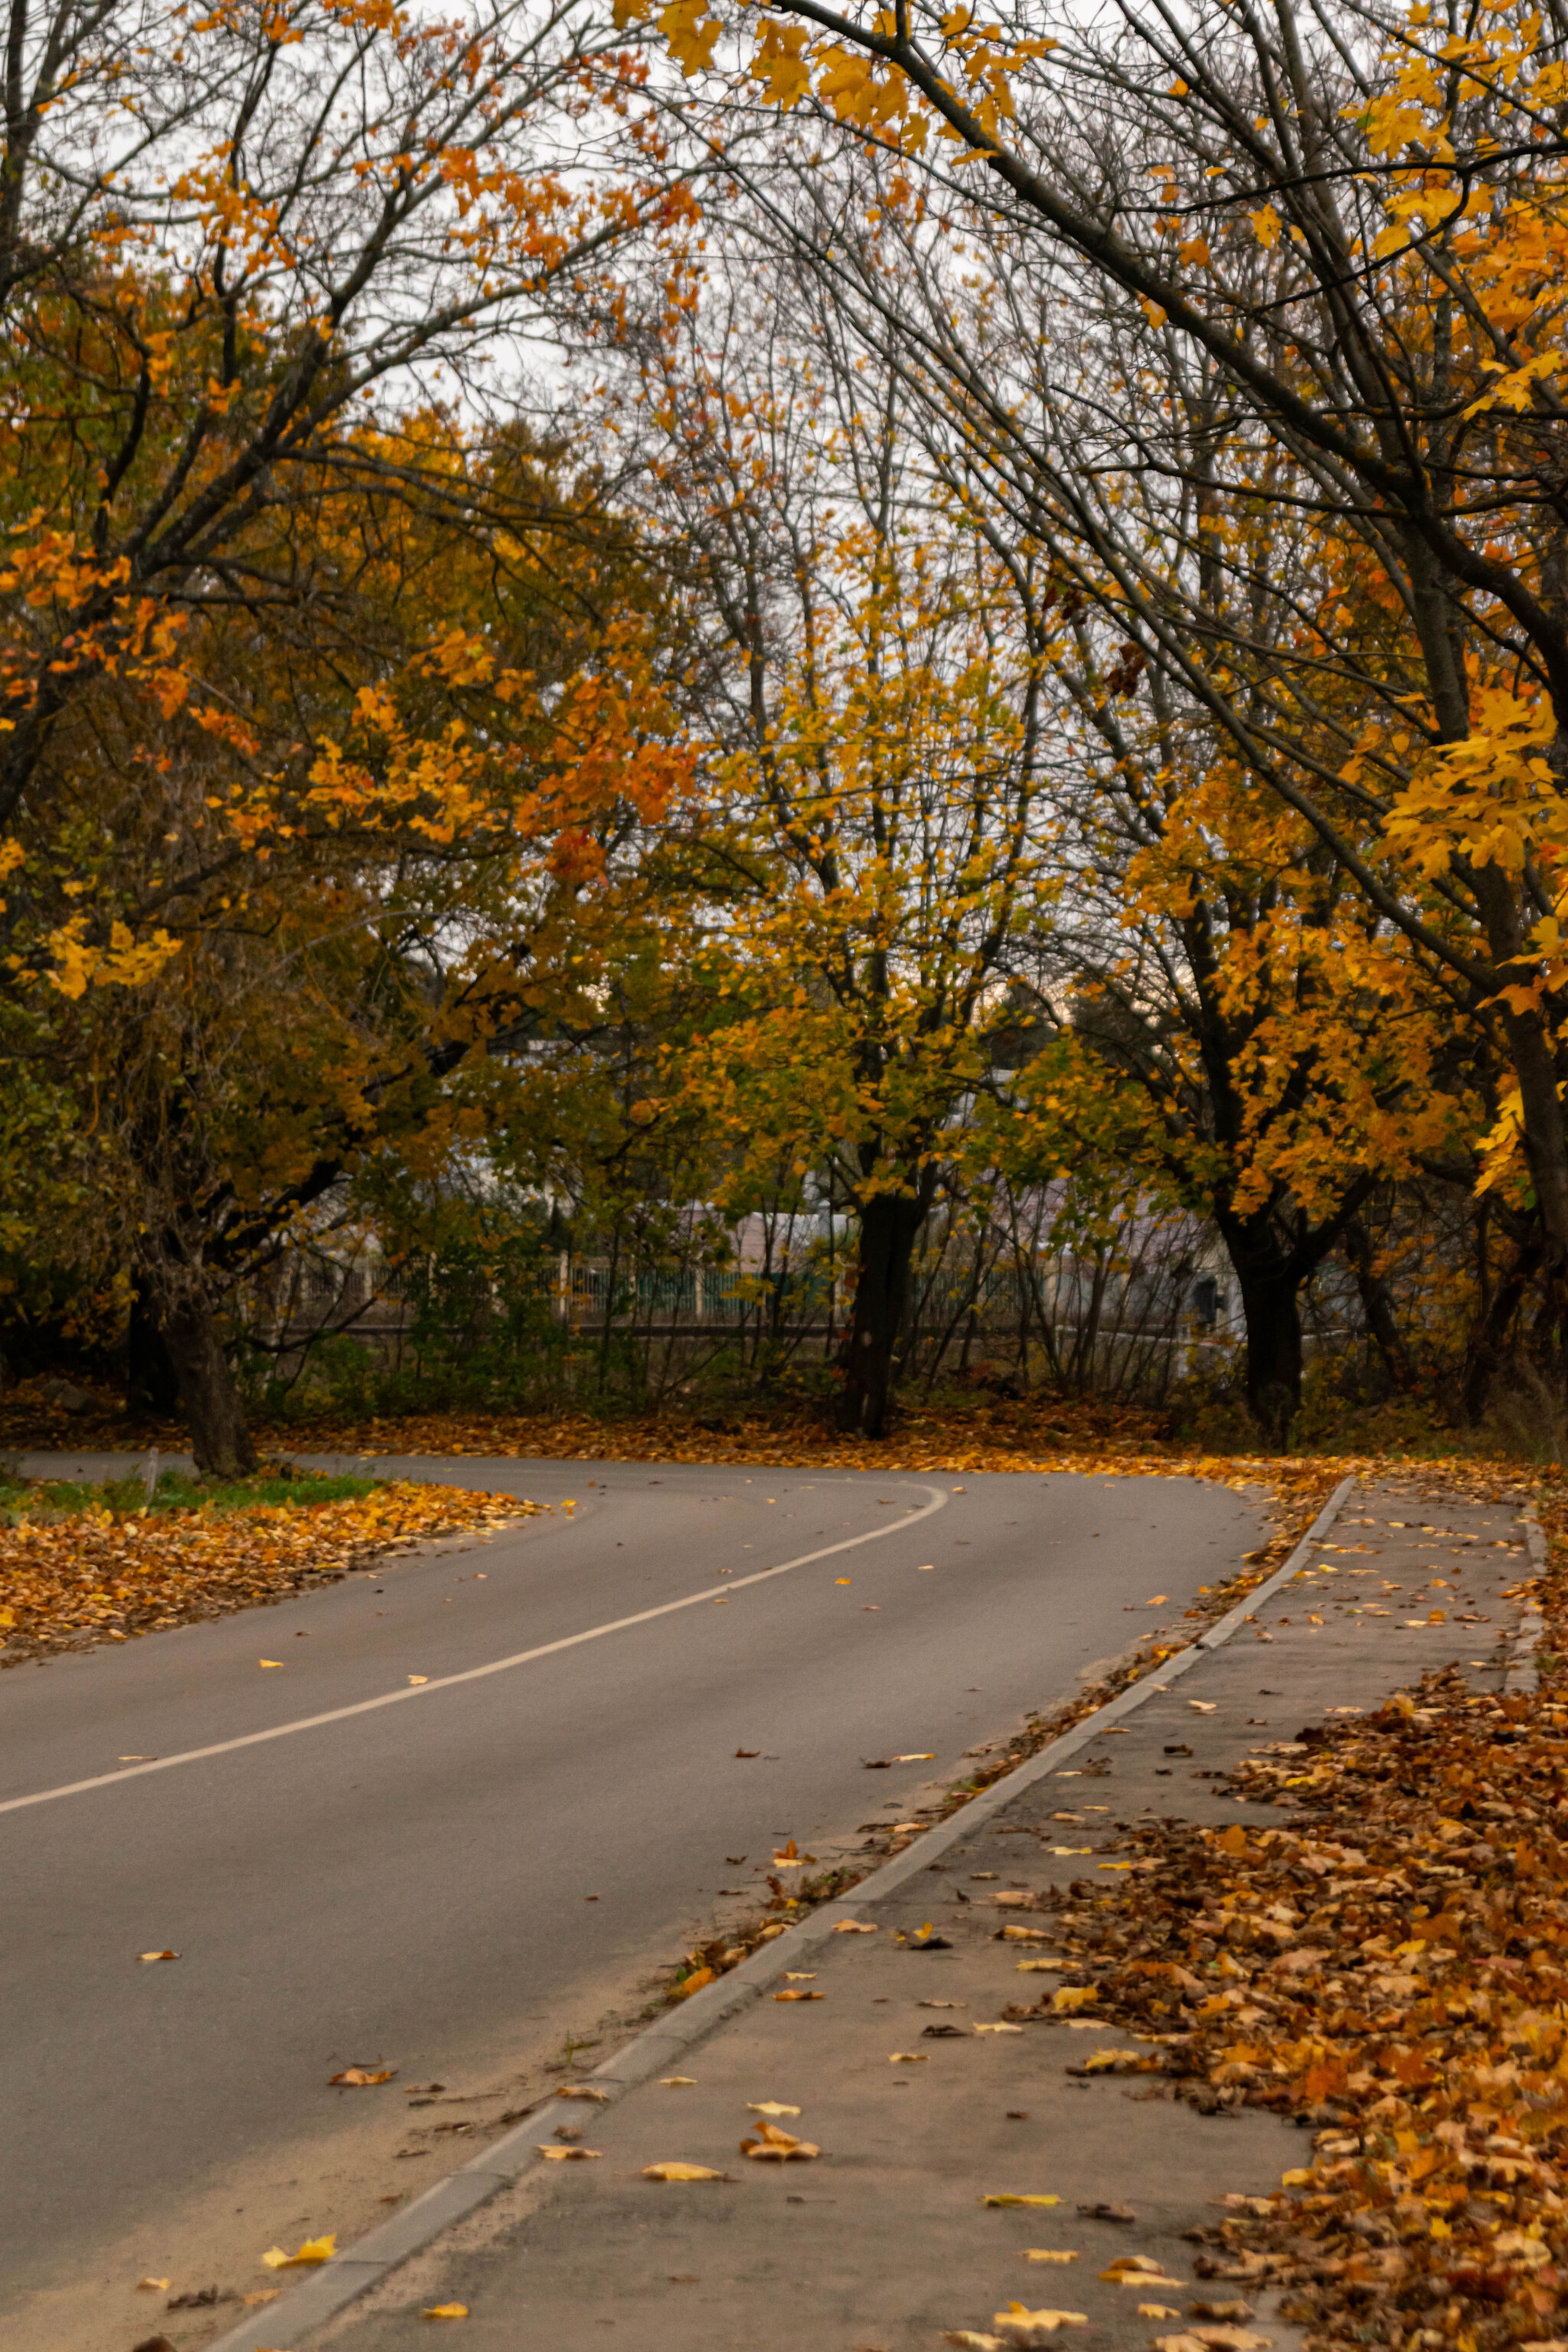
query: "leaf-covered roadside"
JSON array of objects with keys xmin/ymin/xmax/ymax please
[
  {"xmin": 0, "ymin": 1482, "xmax": 535, "ymax": 1664},
  {"xmin": 1023, "ymin": 1537, "xmax": 1568, "ymax": 2352}
]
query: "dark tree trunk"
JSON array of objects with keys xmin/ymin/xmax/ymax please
[
  {"xmin": 156, "ymin": 1290, "xmax": 258, "ymax": 1478},
  {"xmin": 1462, "ymin": 1238, "xmax": 1544, "ymax": 1423},
  {"xmin": 1233, "ymin": 1264, "xmax": 1304, "ymax": 1446},
  {"xmin": 126, "ymin": 1286, "xmax": 181, "ymax": 1416},
  {"xmin": 1341, "ymin": 1217, "xmax": 1413, "ymax": 1392},
  {"xmin": 836, "ymin": 1193, "xmax": 926, "ymax": 1439},
  {"xmin": 1217, "ymin": 1211, "xmax": 1307, "ymax": 1446}
]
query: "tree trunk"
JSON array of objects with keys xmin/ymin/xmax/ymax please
[
  {"xmin": 1341, "ymin": 1218, "xmax": 1412, "ymax": 1393},
  {"xmin": 836, "ymin": 1193, "xmax": 926, "ymax": 1439},
  {"xmin": 1462, "ymin": 1237, "xmax": 1544, "ymax": 1423},
  {"xmin": 126, "ymin": 1286, "xmax": 181, "ymax": 1416},
  {"xmin": 1217, "ymin": 1217, "xmax": 1305, "ymax": 1445},
  {"xmin": 157, "ymin": 1291, "xmax": 259, "ymax": 1478}
]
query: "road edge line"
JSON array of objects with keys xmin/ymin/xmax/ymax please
[{"xmin": 206, "ymin": 1470, "xmax": 1358, "ymax": 2352}]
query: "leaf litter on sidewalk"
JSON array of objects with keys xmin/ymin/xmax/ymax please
[{"xmin": 1000, "ymin": 1491, "xmax": 1568, "ymax": 2352}]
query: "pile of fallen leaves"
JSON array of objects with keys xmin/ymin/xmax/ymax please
[
  {"xmin": 0, "ymin": 1482, "xmax": 533, "ymax": 1663},
  {"xmin": 1028, "ymin": 1661, "xmax": 1568, "ymax": 2352}
]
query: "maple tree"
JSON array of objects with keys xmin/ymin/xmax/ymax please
[
  {"xmin": 635, "ymin": 0, "xmax": 1568, "ymax": 1418},
  {"xmin": 0, "ymin": 0, "xmax": 714, "ymax": 1467},
  {"xmin": 0, "ymin": 411, "xmax": 692, "ymax": 1472},
  {"xmin": 614, "ymin": 271, "xmax": 1064, "ymax": 1435}
]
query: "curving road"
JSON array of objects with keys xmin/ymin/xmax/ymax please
[{"xmin": 0, "ymin": 1454, "xmax": 1264, "ymax": 2349}]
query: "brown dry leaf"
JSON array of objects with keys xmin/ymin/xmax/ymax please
[
  {"xmin": 241, "ymin": 2291, "xmax": 281, "ymax": 2307},
  {"xmin": 1051, "ymin": 1987, "xmax": 1100, "ymax": 2014},
  {"xmin": 658, "ymin": 2076, "xmax": 695, "ymax": 2086},
  {"xmin": 835, "ymin": 1919, "xmax": 877, "ymax": 1932},
  {"xmin": 557, "ymin": 2085, "xmax": 610, "ymax": 2102},
  {"xmin": 946, "ymin": 2334, "xmax": 1005, "ymax": 2350},
  {"xmin": 642, "ymin": 2162, "xmax": 728, "ymax": 2181},
  {"xmin": 536, "ymin": 2145, "xmax": 601, "ymax": 2161},
  {"xmin": 329, "ymin": 2066, "xmax": 395, "ymax": 2086},
  {"xmin": 136, "ymin": 1949, "xmax": 179, "ymax": 1963},
  {"xmin": 889, "ymin": 2051, "xmax": 929, "ymax": 2063},
  {"xmin": 774, "ymin": 1988, "xmax": 823, "ymax": 2002},
  {"xmin": 1141, "ymin": 2308, "xmax": 1184, "ymax": 2321}
]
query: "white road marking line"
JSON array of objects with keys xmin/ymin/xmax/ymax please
[{"xmin": 0, "ymin": 1483, "xmax": 949, "ymax": 1817}]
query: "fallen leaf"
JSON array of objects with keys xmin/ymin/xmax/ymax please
[
  {"xmin": 983, "ymin": 2194, "xmax": 1062, "ymax": 2208},
  {"xmin": 1189, "ymin": 1702, "xmax": 1217, "ymax": 1713},
  {"xmin": 1052, "ymin": 1987, "xmax": 1101, "ymax": 2014},
  {"xmin": 775, "ymin": 1989, "xmax": 823, "ymax": 2002},
  {"xmin": 735, "ymin": 1748, "xmax": 760, "ymax": 1757},
  {"xmin": 835, "ymin": 1920, "xmax": 877, "ymax": 1933},
  {"xmin": 895, "ymin": 1752, "xmax": 935, "ymax": 1761},
  {"xmin": 407, "ymin": 1674, "xmax": 429, "ymax": 1685},
  {"xmin": 1078, "ymin": 2201, "xmax": 1136, "ymax": 2223},
  {"xmin": 1141, "ymin": 2307, "xmax": 1184, "ymax": 2320},
  {"xmin": 241, "ymin": 2290, "xmax": 281, "ymax": 2305},
  {"xmin": 557, "ymin": 2085, "xmax": 610, "ymax": 2102},
  {"xmin": 1024, "ymin": 2251, "xmax": 1079, "ymax": 2262},
  {"xmin": 740, "ymin": 2119, "xmax": 821, "ymax": 2161},
  {"xmin": 261, "ymin": 2233, "xmax": 337, "ymax": 2269},
  {"xmin": 421, "ymin": 2305, "xmax": 470, "ymax": 2320},
  {"xmin": 642, "ymin": 2162, "xmax": 728, "ymax": 2180},
  {"xmin": 975, "ymin": 2022, "xmax": 1025, "ymax": 2034},
  {"xmin": 136, "ymin": 1949, "xmax": 179, "ymax": 1963},
  {"xmin": 1018, "ymin": 1961, "xmax": 1065, "ymax": 1973},
  {"xmin": 259, "ymin": 1659, "xmax": 283, "ymax": 1668},
  {"xmin": 746, "ymin": 2101, "xmax": 802, "ymax": 2117},
  {"xmin": 889, "ymin": 2051, "xmax": 929, "ymax": 2062},
  {"xmin": 946, "ymin": 2334, "xmax": 1004, "ymax": 2350},
  {"xmin": 782, "ymin": 1971, "xmax": 816, "ymax": 1981},
  {"xmin": 136, "ymin": 2276, "xmax": 172, "ymax": 2290},
  {"xmin": 329, "ymin": 2066, "xmax": 395, "ymax": 2086},
  {"xmin": 991, "ymin": 2301, "xmax": 1089, "ymax": 2344},
  {"xmin": 536, "ymin": 2144, "xmax": 602, "ymax": 2161},
  {"xmin": 659, "ymin": 2076, "xmax": 695, "ymax": 2086}
]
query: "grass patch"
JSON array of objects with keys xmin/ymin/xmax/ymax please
[{"xmin": 0, "ymin": 1465, "xmax": 381, "ymax": 1526}]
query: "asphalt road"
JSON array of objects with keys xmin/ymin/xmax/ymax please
[{"xmin": 0, "ymin": 1454, "xmax": 1265, "ymax": 2343}]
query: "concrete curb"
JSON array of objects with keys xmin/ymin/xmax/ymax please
[
  {"xmin": 206, "ymin": 1469, "xmax": 1358, "ymax": 2352},
  {"xmin": 1507, "ymin": 1504, "xmax": 1550, "ymax": 1696}
]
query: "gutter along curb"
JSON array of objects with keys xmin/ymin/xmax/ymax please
[{"xmin": 207, "ymin": 1471, "xmax": 1359, "ymax": 2352}]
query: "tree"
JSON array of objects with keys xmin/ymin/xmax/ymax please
[
  {"xmin": 650, "ymin": 0, "xmax": 1568, "ymax": 1376},
  {"xmin": 609, "ymin": 257, "xmax": 1060, "ymax": 1432},
  {"xmin": 0, "ymin": 421, "xmax": 693, "ymax": 1470}
]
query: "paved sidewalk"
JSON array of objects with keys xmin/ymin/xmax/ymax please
[{"xmin": 223, "ymin": 1472, "xmax": 1534, "ymax": 2352}]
